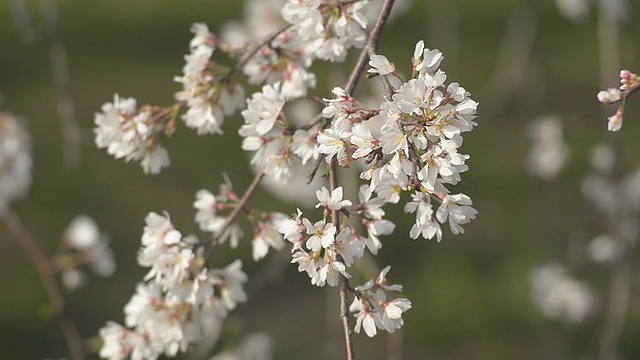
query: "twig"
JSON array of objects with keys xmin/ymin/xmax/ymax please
[
  {"xmin": 222, "ymin": 24, "xmax": 292, "ymax": 83},
  {"xmin": 343, "ymin": 0, "xmax": 396, "ymax": 96},
  {"xmin": 204, "ymin": 171, "xmax": 266, "ymax": 261},
  {"xmin": 39, "ymin": 0, "xmax": 82, "ymax": 167},
  {"xmin": 598, "ymin": 246, "xmax": 632, "ymax": 360},
  {"xmin": 477, "ymin": 0, "xmax": 538, "ymax": 116},
  {"xmin": 3, "ymin": 211, "xmax": 85, "ymax": 360},
  {"xmin": 329, "ymin": 161, "xmax": 355, "ymax": 360}
]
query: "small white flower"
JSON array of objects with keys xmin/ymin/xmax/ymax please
[
  {"xmin": 315, "ymin": 186, "xmax": 352, "ymax": 210},
  {"xmin": 436, "ymin": 194, "xmax": 477, "ymax": 235},
  {"xmin": 303, "ymin": 218, "xmax": 336, "ymax": 250},
  {"xmin": 607, "ymin": 109, "xmax": 623, "ymax": 132},
  {"xmin": 350, "ymin": 299, "xmax": 377, "ymax": 337},
  {"xmin": 368, "ymin": 54, "xmax": 394, "ymax": 76},
  {"xmin": 64, "ymin": 215, "xmax": 102, "ymax": 250},
  {"xmin": 241, "ymin": 82, "xmax": 286, "ymax": 136}
]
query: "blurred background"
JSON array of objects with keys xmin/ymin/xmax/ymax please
[{"xmin": 1, "ymin": 0, "xmax": 640, "ymax": 359}]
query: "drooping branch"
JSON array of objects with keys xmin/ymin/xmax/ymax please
[
  {"xmin": 38, "ymin": 0, "xmax": 82, "ymax": 167},
  {"xmin": 330, "ymin": 1, "xmax": 396, "ymax": 359},
  {"xmin": 3, "ymin": 211, "xmax": 85, "ymax": 360}
]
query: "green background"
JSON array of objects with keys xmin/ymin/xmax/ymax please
[{"xmin": 1, "ymin": 0, "xmax": 640, "ymax": 359}]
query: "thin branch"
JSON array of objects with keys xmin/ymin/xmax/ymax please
[
  {"xmin": 3, "ymin": 211, "xmax": 85, "ymax": 360},
  {"xmin": 222, "ymin": 24, "xmax": 292, "ymax": 83},
  {"xmin": 343, "ymin": 0, "xmax": 396, "ymax": 96},
  {"xmin": 39, "ymin": 0, "xmax": 82, "ymax": 167},
  {"xmin": 331, "ymin": 1, "xmax": 396, "ymax": 359},
  {"xmin": 329, "ymin": 161, "xmax": 355, "ymax": 360},
  {"xmin": 598, "ymin": 247, "xmax": 632, "ymax": 360},
  {"xmin": 477, "ymin": 0, "xmax": 538, "ymax": 116},
  {"xmin": 204, "ymin": 171, "xmax": 266, "ymax": 261}
]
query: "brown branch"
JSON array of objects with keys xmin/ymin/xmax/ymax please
[
  {"xmin": 3, "ymin": 211, "xmax": 85, "ymax": 360},
  {"xmin": 204, "ymin": 171, "xmax": 266, "ymax": 261},
  {"xmin": 329, "ymin": 161, "xmax": 355, "ymax": 360},
  {"xmin": 222, "ymin": 24, "xmax": 292, "ymax": 83},
  {"xmin": 331, "ymin": 1, "xmax": 396, "ymax": 359},
  {"xmin": 343, "ymin": 0, "xmax": 396, "ymax": 96}
]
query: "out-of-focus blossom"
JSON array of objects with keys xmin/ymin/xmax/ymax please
[
  {"xmin": 530, "ymin": 264, "xmax": 595, "ymax": 323},
  {"xmin": 525, "ymin": 114, "xmax": 570, "ymax": 181},
  {"xmin": 0, "ymin": 112, "xmax": 32, "ymax": 214}
]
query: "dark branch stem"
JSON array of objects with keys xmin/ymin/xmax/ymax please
[
  {"xmin": 329, "ymin": 160, "xmax": 355, "ymax": 360},
  {"xmin": 332, "ymin": 1, "xmax": 396, "ymax": 359},
  {"xmin": 3, "ymin": 211, "xmax": 85, "ymax": 360},
  {"xmin": 344, "ymin": 0, "xmax": 396, "ymax": 95}
]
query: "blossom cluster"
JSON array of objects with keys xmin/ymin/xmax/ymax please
[
  {"xmin": 174, "ymin": 23, "xmax": 245, "ymax": 136},
  {"xmin": 279, "ymin": 186, "xmax": 392, "ymax": 285},
  {"xmin": 53, "ymin": 215, "xmax": 115, "ymax": 290},
  {"xmin": 282, "ymin": 0, "xmax": 368, "ymax": 62},
  {"xmin": 597, "ymin": 69, "xmax": 640, "ymax": 132},
  {"xmin": 349, "ymin": 266, "xmax": 412, "ymax": 337},
  {"xmin": 0, "ymin": 112, "xmax": 32, "ymax": 213},
  {"xmin": 99, "ymin": 212, "xmax": 248, "ymax": 360},
  {"xmin": 318, "ymin": 41, "xmax": 478, "ymax": 241},
  {"xmin": 278, "ymin": 186, "xmax": 411, "ymax": 335},
  {"xmin": 92, "ymin": 0, "xmax": 479, "ymax": 354},
  {"xmin": 94, "ymin": 95, "xmax": 170, "ymax": 174}
]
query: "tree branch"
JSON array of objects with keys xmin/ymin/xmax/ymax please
[
  {"xmin": 3, "ymin": 211, "xmax": 85, "ymax": 360},
  {"xmin": 331, "ymin": 2, "xmax": 396, "ymax": 359},
  {"xmin": 204, "ymin": 171, "xmax": 266, "ymax": 261}
]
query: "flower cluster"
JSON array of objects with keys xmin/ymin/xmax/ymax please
[
  {"xmin": 349, "ymin": 266, "xmax": 412, "ymax": 337},
  {"xmin": 91, "ymin": 1, "xmax": 480, "ymax": 355},
  {"xmin": 597, "ymin": 69, "xmax": 640, "ymax": 131},
  {"xmin": 282, "ymin": 0, "xmax": 368, "ymax": 62},
  {"xmin": 318, "ymin": 40, "xmax": 478, "ymax": 241},
  {"xmin": 99, "ymin": 212, "xmax": 248, "ymax": 360},
  {"xmin": 0, "ymin": 112, "xmax": 32, "ymax": 214},
  {"xmin": 53, "ymin": 215, "xmax": 115, "ymax": 291},
  {"xmin": 175, "ymin": 23, "xmax": 245, "ymax": 136},
  {"xmin": 221, "ymin": 0, "xmax": 317, "ymax": 100},
  {"xmin": 94, "ymin": 95, "xmax": 170, "ymax": 174},
  {"xmin": 279, "ymin": 186, "xmax": 396, "ymax": 286},
  {"xmin": 278, "ymin": 186, "xmax": 410, "ymax": 336}
]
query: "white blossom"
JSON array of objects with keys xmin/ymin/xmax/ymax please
[
  {"xmin": 525, "ymin": 115, "xmax": 570, "ymax": 181},
  {"xmin": 530, "ymin": 264, "xmax": 595, "ymax": 323},
  {"xmin": 315, "ymin": 186, "xmax": 352, "ymax": 210},
  {"xmin": 94, "ymin": 95, "xmax": 169, "ymax": 174}
]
